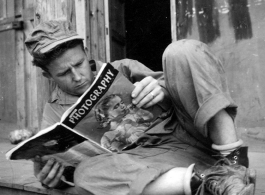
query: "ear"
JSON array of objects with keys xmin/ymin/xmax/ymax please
[
  {"xmin": 42, "ymin": 71, "xmax": 53, "ymax": 80},
  {"xmin": 84, "ymin": 46, "xmax": 89, "ymax": 56}
]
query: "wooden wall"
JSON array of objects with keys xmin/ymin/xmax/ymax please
[
  {"xmin": 0, "ymin": 0, "xmax": 24, "ymax": 126},
  {"xmin": 0, "ymin": 0, "xmax": 107, "ymax": 132}
]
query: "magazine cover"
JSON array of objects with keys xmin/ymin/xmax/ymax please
[{"xmin": 6, "ymin": 63, "xmax": 164, "ymax": 164}]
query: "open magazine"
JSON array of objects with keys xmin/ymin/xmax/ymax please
[{"xmin": 6, "ymin": 63, "xmax": 164, "ymax": 168}]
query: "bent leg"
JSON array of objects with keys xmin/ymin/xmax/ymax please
[{"xmin": 162, "ymin": 39, "xmax": 238, "ymax": 144}]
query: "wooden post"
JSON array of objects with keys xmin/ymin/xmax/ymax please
[
  {"xmin": 89, "ymin": 0, "xmax": 99, "ymax": 60},
  {"xmin": 16, "ymin": 28, "xmax": 26, "ymax": 128},
  {"xmin": 170, "ymin": 0, "xmax": 177, "ymax": 42},
  {"xmin": 97, "ymin": 0, "xmax": 106, "ymax": 62},
  {"xmin": 104, "ymin": 0, "xmax": 110, "ymax": 62},
  {"xmin": 75, "ymin": 0, "xmax": 88, "ymax": 48}
]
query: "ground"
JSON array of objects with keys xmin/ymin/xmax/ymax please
[{"xmin": 0, "ymin": 121, "xmax": 264, "ymax": 194}]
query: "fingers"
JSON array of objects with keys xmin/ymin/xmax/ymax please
[
  {"xmin": 143, "ymin": 89, "xmax": 164, "ymax": 108},
  {"xmin": 33, "ymin": 156, "xmax": 43, "ymax": 177},
  {"xmin": 34, "ymin": 157, "xmax": 65, "ymax": 189},
  {"xmin": 37, "ymin": 158, "xmax": 56, "ymax": 182},
  {"xmin": 43, "ymin": 163, "xmax": 65, "ymax": 188},
  {"xmin": 132, "ymin": 76, "xmax": 164, "ymax": 108}
]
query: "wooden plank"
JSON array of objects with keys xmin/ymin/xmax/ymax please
[
  {"xmin": 36, "ymin": 69, "xmax": 50, "ymax": 129},
  {"xmin": 28, "ymin": 1, "xmax": 42, "ymax": 130},
  {"xmin": 97, "ymin": 0, "xmax": 106, "ymax": 62},
  {"xmin": 66, "ymin": 0, "xmax": 76, "ymax": 29},
  {"xmin": 75, "ymin": 0, "xmax": 88, "ymax": 47},
  {"xmin": 85, "ymin": 0, "xmax": 91, "ymax": 58},
  {"xmin": 15, "ymin": 0, "xmax": 23, "ymax": 17},
  {"xmin": 23, "ymin": 7, "xmax": 35, "ymax": 21},
  {"xmin": 15, "ymin": 28, "xmax": 26, "ymax": 128},
  {"xmin": 35, "ymin": 0, "xmax": 70, "ymax": 24},
  {"xmin": 0, "ymin": 21, "xmax": 23, "ymax": 32},
  {"xmin": 0, "ymin": 187, "xmax": 43, "ymax": 195},
  {"xmin": 29, "ymin": 60, "xmax": 39, "ymax": 131},
  {"xmin": 0, "ymin": 180, "xmax": 24, "ymax": 190},
  {"xmin": 6, "ymin": 0, "xmax": 15, "ymax": 17},
  {"xmin": 0, "ymin": 0, "xmax": 7, "ymax": 19},
  {"xmin": 89, "ymin": 0, "xmax": 99, "ymax": 60},
  {"xmin": 0, "ymin": 0, "xmax": 4, "ymax": 19},
  {"xmin": 23, "ymin": 0, "xmax": 35, "ymax": 10},
  {"xmin": 170, "ymin": 0, "xmax": 177, "ymax": 42},
  {"xmin": 0, "ymin": 29, "xmax": 17, "ymax": 123},
  {"xmin": 23, "ymin": 20, "xmax": 38, "ymax": 130},
  {"xmin": 104, "ymin": 0, "xmax": 110, "ymax": 62}
]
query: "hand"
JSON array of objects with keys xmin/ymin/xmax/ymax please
[
  {"xmin": 132, "ymin": 76, "xmax": 164, "ymax": 108},
  {"xmin": 33, "ymin": 156, "xmax": 65, "ymax": 189},
  {"xmin": 127, "ymin": 134, "xmax": 139, "ymax": 143}
]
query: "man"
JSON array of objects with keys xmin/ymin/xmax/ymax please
[{"xmin": 25, "ymin": 20, "xmax": 255, "ymax": 195}]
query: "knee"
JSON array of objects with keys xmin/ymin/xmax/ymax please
[
  {"xmin": 162, "ymin": 39, "xmax": 200, "ymax": 71},
  {"xmin": 163, "ymin": 39, "xmax": 205, "ymax": 60}
]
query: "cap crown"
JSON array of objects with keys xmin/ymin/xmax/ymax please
[{"xmin": 25, "ymin": 20, "xmax": 83, "ymax": 56}]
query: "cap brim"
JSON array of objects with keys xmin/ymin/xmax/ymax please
[{"xmin": 40, "ymin": 35, "xmax": 84, "ymax": 53}]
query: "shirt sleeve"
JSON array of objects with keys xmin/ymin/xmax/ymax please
[
  {"xmin": 111, "ymin": 59, "xmax": 172, "ymax": 111},
  {"xmin": 41, "ymin": 103, "xmax": 66, "ymax": 130}
]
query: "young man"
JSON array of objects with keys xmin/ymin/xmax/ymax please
[{"xmin": 25, "ymin": 20, "xmax": 255, "ymax": 195}]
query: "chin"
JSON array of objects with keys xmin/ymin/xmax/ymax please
[
  {"xmin": 74, "ymin": 86, "xmax": 89, "ymax": 96},
  {"xmin": 75, "ymin": 90, "xmax": 86, "ymax": 96},
  {"xmin": 67, "ymin": 89, "xmax": 85, "ymax": 96}
]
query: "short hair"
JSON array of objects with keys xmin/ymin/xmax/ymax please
[{"xmin": 32, "ymin": 39, "xmax": 85, "ymax": 72}]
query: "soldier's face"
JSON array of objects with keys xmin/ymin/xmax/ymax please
[{"xmin": 46, "ymin": 45, "xmax": 94, "ymax": 96}]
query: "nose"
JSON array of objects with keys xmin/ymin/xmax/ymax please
[{"xmin": 72, "ymin": 68, "xmax": 82, "ymax": 81}]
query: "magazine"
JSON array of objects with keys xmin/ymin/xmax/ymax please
[{"xmin": 6, "ymin": 63, "xmax": 164, "ymax": 167}]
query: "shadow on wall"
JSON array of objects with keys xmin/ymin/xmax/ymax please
[
  {"xmin": 176, "ymin": 0, "xmax": 252, "ymax": 43},
  {"xmin": 229, "ymin": 0, "xmax": 253, "ymax": 41}
]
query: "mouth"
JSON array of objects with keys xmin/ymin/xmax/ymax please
[{"xmin": 76, "ymin": 81, "xmax": 88, "ymax": 89}]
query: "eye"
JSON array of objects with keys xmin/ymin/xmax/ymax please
[
  {"xmin": 114, "ymin": 104, "xmax": 119, "ymax": 109},
  {"xmin": 58, "ymin": 70, "xmax": 69, "ymax": 76},
  {"xmin": 76, "ymin": 62, "xmax": 82, "ymax": 67}
]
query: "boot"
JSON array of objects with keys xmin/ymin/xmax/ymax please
[
  {"xmin": 188, "ymin": 159, "xmax": 256, "ymax": 195},
  {"xmin": 223, "ymin": 146, "xmax": 249, "ymax": 168}
]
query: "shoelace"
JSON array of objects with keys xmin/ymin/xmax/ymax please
[
  {"xmin": 195, "ymin": 158, "xmax": 247, "ymax": 195},
  {"xmin": 197, "ymin": 169, "xmax": 229, "ymax": 195}
]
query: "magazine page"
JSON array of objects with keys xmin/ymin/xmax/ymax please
[
  {"xmin": 6, "ymin": 63, "xmax": 166, "ymax": 161},
  {"xmin": 6, "ymin": 123, "xmax": 110, "ymax": 161},
  {"xmin": 5, "ymin": 63, "xmax": 116, "ymax": 161},
  {"xmin": 64, "ymin": 64, "xmax": 165, "ymax": 152}
]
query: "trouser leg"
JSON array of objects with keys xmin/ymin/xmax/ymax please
[
  {"xmin": 74, "ymin": 141, "xmax": 216, "ymax": 195},
  {"xmin": 162, "ymin": 39, "xmax": 237, "ymax": 144}
]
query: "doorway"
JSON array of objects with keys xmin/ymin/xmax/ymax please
[{"xmin": 125, "ymin": 0, "xmax": 171, "ymax": 71}]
